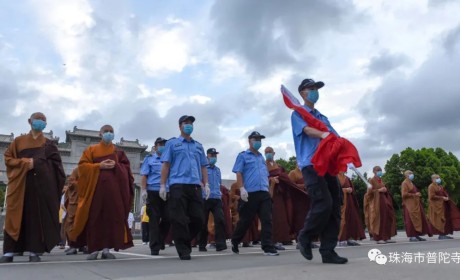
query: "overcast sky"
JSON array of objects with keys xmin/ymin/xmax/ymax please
[{"xmin": 1, "ymin": 0, "xmax": 460, "ymax": 179}]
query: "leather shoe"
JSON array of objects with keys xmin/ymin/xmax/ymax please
[
  {"xmin": 299, "ymin": 242, "xmax": 312, "ymax": 260},
  {"xmin": 216, "ymin": 245, "xmax": 227, "ymax": 252},
  {"xmin": 151, "ymin": 250, "xmax": 159, "ymax": 256},
  {"xmin": 322, "ymin": 252, "xmax": 348, "ymax": 264},
  {"xmin": 199, "ymin": 247, "xmax": 207, "ymax": 252},
  {"xmin": 29, "ymin": 255, "xmax": 41, "ymax": 262},
  {"xmin": 0, "ymin": 256, "xmax": 13, "ymax": 263},
  {"xmin": 179, "ymin": 255, "xmax": 191, "ymax": 260}
]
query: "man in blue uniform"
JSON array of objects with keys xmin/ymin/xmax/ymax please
[
  {"xmin": 291, "ymin": 78, "xmax": 347, "ymax": 264},
  {"xmin": 198, "ymin": 148, "xmax": 227, "ymax": 252},
  {"xmin": 231, "ymin": 131, "xmax": 278, "ymax": 256},
  {"xmin": 160, "ymin": 115, "xmax": 210, "ymax": 260},
  {"xmin": 140, "ymin": 137, "xmax": 170, "ymax": 256}
]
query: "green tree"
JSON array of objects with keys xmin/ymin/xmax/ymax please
[
  {"xmin": 276, "ymin": 156, "xmax": 297, "ymax": 173},
  {"xmin": 350, "ymin": 172, "xmax": 368, "ymax": 210},
  {"xmin": 383, "ymin": 147, "xmax": 460, "ymax": 207}
]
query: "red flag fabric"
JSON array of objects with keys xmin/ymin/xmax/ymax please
[{"xmin": 281, "ymin": 85, "xmax": 362, "ymax": 176}]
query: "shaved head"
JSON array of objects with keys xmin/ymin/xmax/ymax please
[
  {"xmin": 29, "ymin": 112, "xmax": 46, "ymax": 121},
  {"xmin": 99, "ymin": 124, "xmax": 114, "ymax": 134},
  {"xmin": 264, "ymin": 146, "xmax": 274, "ymax": 153}
]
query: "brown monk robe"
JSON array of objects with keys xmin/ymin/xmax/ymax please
[
  {"xmin": 288, "ymin": 166, "xmax": 311, "ymax": 239},
  {"xmin": 428, "ymin": 174, "xmax": 460, "ymax": 239},
  {"xmin": 68, "ymin": 125, "xmax": 134, "ymax": 260},
  {"xmin": 63, "ymin": 168, "xmax": 87, "ymax": 255},
  {"xmin": 368, "ymin": 166, "xmax": 397, "ymax": 244},
  {"xmin": 1, "ymin": 112, "xmax": 65, "ymax": 263},
  {"xmin": 230, "ymin": 182, "xmax": 260, "ymax": 245},
  {"xmin": 337, "ymin": 173, "xmax": 366, "ymax": 245},
  {"xmin": 401, "ymin": 170, "xmax": 432, "ymax": 241},
  {"xmin": 265, "ymin": 147, "xmax": 292, "ymax": 247}
]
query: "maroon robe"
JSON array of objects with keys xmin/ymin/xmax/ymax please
[{"xmin": 338, "ymin": 176, "xmax": 366, "ymax": 241}]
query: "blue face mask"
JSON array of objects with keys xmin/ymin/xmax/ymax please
[
  {"xmin": 157, "ymin": 146, "xmax": 165, "ymax": 154},
  {"xmin": 307, "ymin": 89, "xmax": 319, "ymax": 104},
  {"xmin": 265, "ymin": 153, "xmax": 274, "ymax": 160},
  {"xmin": 183, "ymin": 124, "xmax": 193, "ymax": 135},
  {"xmin": 252, "ymin": 140, "xmax": 262, "ymax": 151},
  {"xmin": 435, "ymin": 178, "xmax": 441, "ymax": 184},
  {"xmin": 209, "ymin": 157, "xmax": 217, "ymax": 165},
  {"xmin": 31, "ymin": 119, "xmax": 47, "ymax": 131},
  {"xmin": 376, "ymin": 171, "xmax": 383, "ymax": 177},
  {"xmin": 408, "ymin": 174, "xmax": 414, "ymax": 181},
  {"xmin": 102, "ymin": 132, "xmax": 114, "ymax": 143}
]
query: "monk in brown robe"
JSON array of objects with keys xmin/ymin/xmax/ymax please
[
  {"xmin": 63, "ymin": 168, "xmax": 87, "ymax": 255},
  {"xmin": 221, "ymin": 185, "xmax": 233, "ymax": 238},
  {"xmin": 401, "ymin": 170, "xmax": 433, "ymax": 241},
  {"xmin": 265, "ymin": 147, "xmax": 291, "ymax": 250},
  {"xmin": 338, "ymin": 172, "xmax": 365, "ymax": 246},
  {"xmin": 288, "ymin": 165, "xmax": 311, "ymax": 241},
  {"xmin": 428, "ymin": 174, "xmax": 460, "ymax": 240},
  {"xmin": 368, "ymin": 166, "xmax": 397, "ymax": 244},
  {"xmin": 68, "ymin": 125, "xmax": 134, "ymax": 260},
  {"xmin": 1, "ymin": 112, "xmax": 65, "ymax": 263}
]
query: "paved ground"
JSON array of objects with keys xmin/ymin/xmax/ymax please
[{"xmin": 1, "ymin": 232, "xmax": 459, "ymax": 280}]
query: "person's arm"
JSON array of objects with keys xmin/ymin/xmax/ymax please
[
  {"xmin": 160, "ymin": 162, "xmax": 170, "ymax": 186},
  {"xmin": 141, "ymin": 175, "xmax": 147, "ymax": 190},
  {"xmin": 302, "ymin": 126, "xmax": 329, "ymax": 139},
  {"xmin": 236, "ymin": 172, "xmax": 243, "ymax": 189}
]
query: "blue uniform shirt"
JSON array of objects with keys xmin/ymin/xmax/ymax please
[
  {"xmin": 291, "ymin": 105, "xmax": 339, "ymax": 169},
  {"xmin": 232, "ymin": 150, "xmax": 269, "ymax": 193},
  {"xmin": 205, "ymin": 165, "xmax": 222, "ymax": 199},
  {"xmin": 161, "ymin": 136, "xmax": 207, "ymax": 186},
  {"xmin": 140, "ymin": 152, "xmax": 165, "ymax": 191}
]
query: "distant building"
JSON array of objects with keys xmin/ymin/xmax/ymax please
[{"xmin": 0, "ymin": 127, "xmax": 148, "ymax": 214}]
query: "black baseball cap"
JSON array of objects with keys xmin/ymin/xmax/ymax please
[
  {"xmin": 154, "ymin": 137, "xmax": 167, "ymax": 145},
  {"xmin": 178, "ymin": 115, "xmax": 195, "ymax": 125},
  {"xmin": 206, "ymin": 148, "xmax": 219, "ymax": 154},
  {"xmin": 248, "ymin": 131, "xmax": 266, "ymax": 139},
  {"xmin": 298, "ymin": 78, "xmax": 325, "ymax": 92}
]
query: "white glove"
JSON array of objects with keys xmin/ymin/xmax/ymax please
[
  {"xmin": 347, "ymin": 163, "xmax": 356, "ymax": 169},
  {"xmin": 159, "ymin": 184, "xmax": 167, "ymax": 201},
  {"xmin": 240, "ymin": 187, "xmax": 249, "ymax": 202},
  {"xmin": 321, "ymin": 132, "xmax": 330, "ymax": 139},
  {"xmin": 141, "ymin": 189, "xmax": 147, "ymax": 200},
  {"xmin": 204, "ymin": 183, "xmax": 211, "ymax": 200}
]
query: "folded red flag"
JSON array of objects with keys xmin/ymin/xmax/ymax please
[{"xmin": 281, "ymin": 85, "xmax": 362, "ymax": 176}]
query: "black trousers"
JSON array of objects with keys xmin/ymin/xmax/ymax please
[
  {"xmin": 147, "ymin": 191, "xmax": 170, "ymax": 251},
  {"xmin": 141, "ymin": 222, "xmax": 149, "ymax": 243},
  {"xmin": 168, "ymin": 184, "xmax": 204, "ymax": 257},
  {"xmin": 298, "ymin": 165, "xmax": 341, "ymax": 256},
  {"xmin": 231, "ymin": 191, "xmax": 273, "ymax": 250},
  {"xmin": 198, "ymin": 198, "xmax": 226, "ymax": 248}
]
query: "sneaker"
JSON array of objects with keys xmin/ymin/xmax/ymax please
[
  {"xmin": 347, "ymin": 240, "xmax": 360, "ymax": 246},
  {"xmin": 101, "ymin": 252, "xmax": 116, "ymax": 259},
  {"xmin": 416, "ymin": 236, "xmax": 426, "ymax": 241},
  {"xmin": 0, "ymin": 256, "xmax": 13, "ymax": 263},
  {"xmin": 409, "ymin": 237, "xmax": 418, "ymax": 242},
  {"xmin": 337, "ymin": 241, "xmax": 348, "ymax": 247},
  {"xmin": 216, "ymin": 245, "xmax": 228, "ymax": 252},
  {"xmin": 322, "ymin": 251, "xmax": 348, "ymax": 264},
  {"xmin": 142, "ymin": 242, "xmax": 148, "ymax": 245},
  {"xmin": 65, "ymin": 248, "xmax": 77, "ymax": 255},
  {"xmin": 263, "ymin": 247, "xmax": 279, "ymax": 256},
  {"xmin": 242, "ymin": 242, "xmax": 253, "ymax": 247},
  {"xmin": 87, "ymin": 252, "xmax": 99, "ymax": 260},
  {"xmin": 231, "ymin": 242, "xmax": 239, "ymax": 254},
  {"xmin": 385, "ymin": 239, "xmax": 396, "ymax": 243},
  {"xmin": 376, "ymin": 240, "xmax": 387, "ymax": 244},
  {"xmin": 439, "ymin": 235, "xmax": 454, "ymax": 240},
  {"xmin": 208, "ymin": 243, "xmax": 216, "ymax": 249},
  {"xmin": 29, "ymin": 255, "xmax": 41, "ymax": 262},
  {"xmin": 274, "ymin": 243, "xmax": 286, "ymax": 250},
  {"xmin": 199, "ymin": 246, "xmax": 207, "ymax": 252}
]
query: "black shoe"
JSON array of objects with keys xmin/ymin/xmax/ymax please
[
  {"xmin": 66, "ymin": 248, "xmax": 78, "ymax": 255},
  {"xmin": 0, "ymin": 256, "xmax": 13, "ymax": 263},
  {"xmin": 160, "ymin": 244, "xmax": 166, "ymax": 250},
  {"xmin": 216, "ymin": 245, "xmax": 227, "ymax": 252},
  {"xmin": 322, "ymin": 252, "xmax": 348, "ymax": 264},
  {"xmin": 101, "ymin": 252, "xmax": 116, "ymax": 259},
  {"xmin": 242, "ymin": 242, "xmax": 253, "ymax": 247},
  {"xmin": 274, "ymin": 243, "xmax": 286, "ymax": 250},
  {"xmin": 263, "ymin": 247, "xmax": 279, "ymax": 256},
  {"xmin": 14, "ymin": 252, "xmax": 24, "ymax": 256},
  {"xmin": 199, "ymin": 247, "xmax": 207, "ymax": 252},
  {"xmin": 252, "ymin": 241, "xmax": 260, "ymax": 245},
  {"xmin": 151, "ymin": 250, "xmax": 159, "ymax": 256},
  {"xmin": 282, "ymin": 241, "xmax": 294, "ymax": 245},
  {"xmin": 347, "ymin": 240, "xmax": 360, "ymax": 246},
  {"xmin": 29, "ymin": 255, "xmax": 41, "ymax": 262},
  {"xmin": 231, "ymin": 242, "xmax": 239, "ymax": 254},
  {"xmin": 299, "ymin": 242, "xmax": 312, "ymax": 260},
  {"xmin": 179, "ymin": 255, "xmax": 191, "ymax": 260}
]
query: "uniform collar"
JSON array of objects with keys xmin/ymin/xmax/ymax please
[
  {"xmin": 304, "ymin": 105, "xmax": 321, "ymax": 116},
  {"xmin": 245, "ymin": 149, "xmax": 261, "ymax": 156},
  {"xmin": 178, "ymin": 136, "xmax": 194, "ymax": 143}
]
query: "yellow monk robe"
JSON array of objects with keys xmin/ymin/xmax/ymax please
[
  {"xmin": 368, "ymin": 177, "xmax": 397, "ymax": 241},
  {"xmin": 401, "ymin": 179, "xmax": 432, "ymax": 237},
  {"xmin": 428, "ymin": 183, "xmax": 460, "ymax": 234},
  {"xmin": 68, "ymin": 141, "xmax": 134, "ymax": 253}
]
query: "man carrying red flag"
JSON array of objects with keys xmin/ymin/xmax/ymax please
[{"xmin": 290, "ymin": 78, "xmax": 347, "ymax": 264}]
